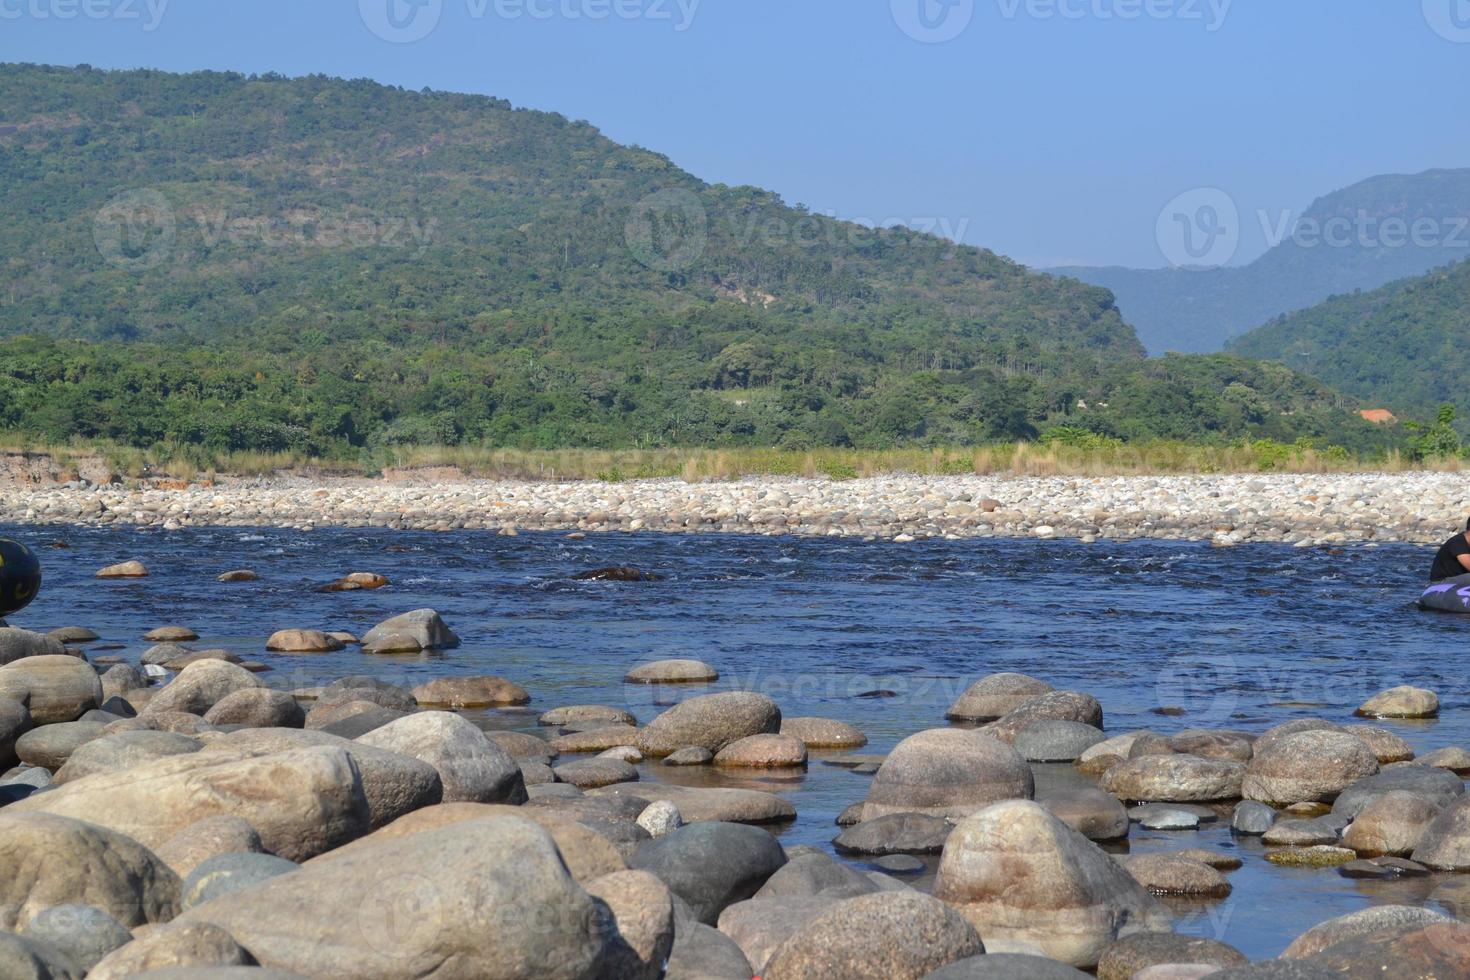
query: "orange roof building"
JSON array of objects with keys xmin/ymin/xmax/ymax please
[{"xmin": 1359, "ymin": 409, "xmax": 1397, "ymax": 424}]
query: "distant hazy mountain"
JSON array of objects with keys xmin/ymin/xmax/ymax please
[
  {"xmin": 1051, "ymin": 169, "xmax": 1470, "ymax": 355},
  {"xmin": 1228, "ymin": 258, "xmax": 1470, "ymax": 419}
]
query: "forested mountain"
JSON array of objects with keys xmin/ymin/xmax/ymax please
[
  {"xmin": 1053, "ymin": 169, "xmax": 1470, "ymax": 355},
  {"xmin": 0, "ymin": 63, "xmax": 1381, "ymax": 457},
  {"xmin": 1229, "ymin": 258, "xmax": 1470, "ymax": 419}
]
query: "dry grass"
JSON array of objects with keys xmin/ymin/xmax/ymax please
[{"xmin": 1, "ymin": 436, "xmax": 1459, "ymax": 483}]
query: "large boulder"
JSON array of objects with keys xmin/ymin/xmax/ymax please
[
  {"xmin": 0, "ymin": 657, "xmax": 102, "ymax": 724},
  {"xmin": 264, "ymin": 630, "xmax": 345, "ymax": 654},
  {"xmin": 361, "ymin": 609, "xmax": 461, "ymax": 650},
  {"xmin": 933, "ymin": 800, "xmax": 1171, "ymax": 967},
  {"xmin": 356, "ymin": 711, "xmax": 526, "ymax": 804},
  {"xmin": 153, "ymin": 815, "xmax": 266, "ymax": 879},
  {"xmin": 22, "ymin": 903, "xmax": 133, "ymax": 971},
  {"xmin": 0, "ymin": 931, "xmax": 83, "ymax": 980},
  {"xmin": 1096, "ymin": 932, "xmax": 1247, "ymax": 980},
  {"xmin": 1356, "ymin": 686, "xmax": 1439, "ymax": 719},
  {"xmin": 761, "ymin": 891, "xmax": 985, "ymax": 980},
  {"xmin": 1332, "ymin": 766, "xmax": 1465, "ymax": 819},
  {"xmin": 717, "ymin": 896, "xmax": 836, "ymax": 974},
  {"xmin": 1280, "ymin": 904, "xmax": 1454, "ymax": 958},
  {"xmin": 53, "ymin": 731, "xmax": 201, "ymax": 783},
  {"xmin": 1101, "ymin": 754, "xmax": 1245, "ymax": 803},
  {"xmin": 1039, "ymin": 787, "xmax": 1129, "ymax": 841},
  {"xmin": 0, "ymin": 812, "xmax": 180, "ymax": 930},
  {"xmin": 198, "ymin": 728, "xmax": 441, "ymax": 830},
  {"xmin": 628, "ymin": 821, "xmax": 786, "ymax": 924},
  {"xmin": 145, "ymin": 661, "xmax": 263, "ymax": 717},
  {"xmin": 1412, "ymin": 796, "xmax": 1470, "ymax": 870},
  {"xmin": 1013, "ymin": 721, "xmax": 1105, "ymax": 763},
  {"xmin": 86, "ymin": 922, "xmax": 254, "ymax": 980},
  {"xmin": 178, "ymin": 817, "xmax": 604, "ymax": 978},
  {"xmin": 307, "ymin": 802, "xmax": 625, "ymax": 884},
  {"xmin": 14, "ymin": 720, "xmax": 106, "ymax": 770},
  {"xmin": 203, "ymin": 690, "xmax": 305, "ymax": 729},
  {"xmin": 11, "ymin": 746, "xmax": 372, "ymax": 862},
  {"xmin": 945, "ymin": 672, "xmax": 1053, "ymax": 723},
  {"xmin": 982, "ymin": 691, "xmax": 1103, "ymax": 744},
  {"xmin": 1242, "ymin": 730, "xmax": 1379, "ymax": 805},
  {"xmin": 585, "ymin": 870, "xmax": 674, "ymax": 980},
  {"xmin": 1307, "ymin": 921, "xmax": 1470, "ymax": 977},
  {"xmin": 624, "ymin": 659, "xmax": 718, "ymax": 684},
  {"xmin": 1341, "ymin": 790, "xmax": 1440, "ymax": 857},
  {"xmin": 0, "ymin": 630, "xmax": 66, "ymax": 666},
  {"xmin": 924, "ymin": 954, "xmax": 1092, "ymax": 978},
  {"xmin": 0, "ymin": 697, "xmax": 31, "ymax": 769},
  {"xmin": 860, "ymin": 728, "xmax": 1033, "ymax": 821},
  {"xmin": 755, "ymin": 851, "xmax": 879, "ymax": 900},
  {"xmin": 182, "ymin": 853, "xmax": 301, "ymax": 910},
  {"xmin": 635, "ymin": 692, "xmax": 781, "ymax": 758}
]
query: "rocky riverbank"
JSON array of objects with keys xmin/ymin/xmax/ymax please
[
  {"xmin": 0, "ymin": 472, "xmax": 1465, "ymax": 546},
  {"xmin": 2, "ymin": 610, "xmax": 1470, "ymax": 978}
]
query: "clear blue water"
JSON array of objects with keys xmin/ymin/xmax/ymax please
[{"xmin": 5, "ymin": 522, "xmax": 1465, "ymax": 958}]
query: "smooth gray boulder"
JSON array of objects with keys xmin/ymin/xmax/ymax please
[
  {"xmin": 754, "ymin": 851, "xmax": 878, "ymax": 900},
  {"xmin": 635, "ymin": 692, "xmax": 781, "ymax": 758},
  {"xmin": 629, "ymin": 821, "xmax": 787, "ymax": 924},
  {"xmin": 203, "ymin": 690, "xmax": 305, "ymax": 729},
  {"xmin": 761, "ymin": 891, "xmax": 985, "ymax": 980},
  {"xmin": 360, "ymin": 609, "xmax": 460, "ymax": 650},
  {"xmin": 0, "ymin": 812, "xmax": 180, "ymax": 930},
  {"xmin": 933, "ymin": 800, "xmax": 1170, "ymax": 968},
  {"xmin": 861, "ymin": 728, "xmax": 1033, "ymax": 821},
  {"xmin": 356, "ymin": 711, "xmax": 526, "ymax": 804},
  {"xmin": 1013, "ymin": 721, "xmax": 1106, "ymax": 763},
  {"xmin": 86, "ymin": 922, "xmax": 255, "ymax": 980},
  {"xmin": 0, "ymin": 630, "xmax": 66, "ymax": 666},
  {"xmin": 923, "ymin": 954, "xmax": 1091, "ymax": 978},
  {"xmin": 834, "ymin": 812, "xmax": 953, "ymax": 855},
  {"xmin": 53, "ymin": 731, "xmax": 201, "ymax": 783},
  {"xmin": 0, "ymin": 697, "xmax": 32, "ymax": 768},
  {"xmin": 1243, "ymin": 730, "xmax": 1379, "ymax": 805},
  {"xmin": 177, "ymin": 817, "xmax": 605, "ymax": 978},
  {"xmin": 144, "ymin": 661, "xmax": 262, "ymax": 718},
  {"xmin": 1332, "ymin": 765, "xmax": 1464, "ymax": 819},
  {"xmin": 14, "ymin": 720, "xmax": 106, "ymax": 770},
  {"xmin": 22, "ymin": 904, "xmax": 132, "ymax": 971},
  {"xmin": 0, "ymin": 931, "xmax": 83, "ymax": 980},
  {"xmin": 0, "ymin": 657, "xmax": 102, "ymax": 724},
  {"xmin": 182, "ymin": 854, "xmax": 301, "ymax": 910}
]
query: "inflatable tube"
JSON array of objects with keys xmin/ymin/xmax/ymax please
[
  {"xmin": 0, "ymin": 539, "xmax": 41, "ymax": 617},
  {"xmin": 1420, "ymin": 573, "xmax": 1470, "ymax": 613}
]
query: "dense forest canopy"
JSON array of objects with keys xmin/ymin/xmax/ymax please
[
  {"xmin": 0, "ymin": 63, "xmax": 1390, "ymax": 458},
  {"xmin": 1229, "ymin": 258, "xmax": 1470, "ymax": 420}
]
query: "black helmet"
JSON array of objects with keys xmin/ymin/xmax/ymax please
[{"xmin": 0, "ymin": 539, "xmax": 42, "ymax": 617}]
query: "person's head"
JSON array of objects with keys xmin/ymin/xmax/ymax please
[{"xmin": 1464, "ymin": 516, "xmax": 1470, "ymax": 533}]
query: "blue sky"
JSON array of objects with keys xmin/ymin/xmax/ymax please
[{"xmin": 4, "ymin": 0, "xmax": 1468, "ymax": 267}]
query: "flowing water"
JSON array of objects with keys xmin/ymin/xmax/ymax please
[{"xmin": 5, "ymin": 522, "xmax": 1466, "ymax": 958}]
